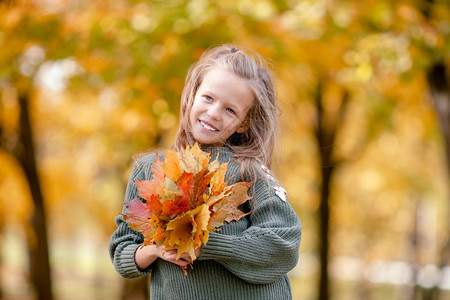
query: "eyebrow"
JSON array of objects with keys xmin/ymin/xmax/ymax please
[{"xmin": 201, "ymin": 90, "xmax": 217, "ymax": 98}]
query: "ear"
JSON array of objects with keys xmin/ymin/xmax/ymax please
[{"xmin": 236, "ymin": 120, "xmax": 250, "ymax": 134}]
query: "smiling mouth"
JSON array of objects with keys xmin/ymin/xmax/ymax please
[{"xmin": 200, "ymin": 120, "xmax": 218, "ymax": 132}]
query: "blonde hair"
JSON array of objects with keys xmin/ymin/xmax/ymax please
[{"xmin": 173, "ymin": 44, "xmax": 279, "ymax": 179}]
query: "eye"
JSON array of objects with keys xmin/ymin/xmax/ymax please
[
  {"xmin": 204, "ymin": 95, "xmax": 213, "ymax": 102},
  {"xmin": 226, "ymin": 107, "xmax": 235, "ymax": 115}
]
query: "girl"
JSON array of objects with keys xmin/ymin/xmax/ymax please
[{"xmin": 109, "ymin": 45, "xmax": 301, "ymax": 299}]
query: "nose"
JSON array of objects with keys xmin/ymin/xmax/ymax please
[{"xmin": 207, "ymin": 104, "xmax": 222, "ymax": 121}]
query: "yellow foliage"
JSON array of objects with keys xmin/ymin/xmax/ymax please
[{"xmin": 0, "ymin": 0, "xmax": 448, "ymax": 297}]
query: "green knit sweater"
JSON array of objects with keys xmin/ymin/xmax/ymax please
[{"xmin": 109, "ymin": 147, "xmax": 302, "ymax": 300}]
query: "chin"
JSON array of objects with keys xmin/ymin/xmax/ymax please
[{"xmin": 193, "ymin": 136, "xmax": 223, "ymax": 147}]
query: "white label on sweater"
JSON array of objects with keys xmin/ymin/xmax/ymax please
[
  {"xmin": 260, "ymin": 163, "xmax": 287, "ymax": 202},
  {"xmin": 260, "ymin": 163, "xmax": 275, "ymax": 181},
  {"xmin": 274, "ymin": 186, "xmax": 287, "ymax": 202}
]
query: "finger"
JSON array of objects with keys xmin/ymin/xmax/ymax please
[
  {"xmin": 164, "ymin": 254, "xmax": 190, "ymax": 266},
  {"xmin": 177, "ymin": 253, "xmax": 193, "ymax": 261},
  {"xmin": 164, "ymin": 252, "xmax": 179, "ymax": 261}
]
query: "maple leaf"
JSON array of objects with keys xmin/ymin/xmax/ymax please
[
  {"xmin": 123, "ymin": 198, "xmax": 155, "ymax": 245},
  {"xmin": 193, "ymin": 169, "xmax": 215, "ymax": 206},
  {"xmin": 134, "ymin": 155, "xmax": 165, "ymax": 199},
  {"xmin": 161, "ymin": 197, "xmax": 190, "ymax": 219},
  {"xmin": 179, "ymin": 146, "xmax": 196, "ymax": 173},
  {"xmin": 207, "ymin": 154, "xmax": 221, "ymax": 172},
  {"xmin": 180, "ymin": 143, "xmax": 209, "ymax": 173},
  {"xmin": 205, "ymin": 193, "xmax": 228, "ymax": 227},
  {"xmin": 163, "ymin": 177, "xmax": 182, "ymax": 199},
  {"xmin": 193, "ymin": 203, "xmax": 211, "ymax": 248},
  {"xmin": 209, "ymin": 163, "xmax": 229, "ymax": 196},
  {"xmin": 189, "ymin": 143, "xmax": 205, "ymax": 161},
  {"xmin": 123, "ymin": 142, "xmax": 253, "ymax": 273},
  {"xmin": 211, "ymin": 182, "xmax": 252, "ymax": 223},
  {"xmin": 151, "ymin": 154, "xmax": 166, "ymax": 181},
  {"xmin": 151, "ymin": 222, "xmax": 166, "ymax": 245},
  {"xmin": 165, "ymin": 203, "xmax": 212, "ymax": 260},
  {"xmin": 166, "ymin": 209, "xmax": 197, "ymax": 260},
  {"xmin": 145, "ymin": 193, "xmax": 163, "ymax": 215},
  {"xmin": 176, "ymin": 171, "xmax": 195, "ymax": 205},
  {"xmin": 163, "ymin": 150, "xmax": 182, "ymax": 181}
]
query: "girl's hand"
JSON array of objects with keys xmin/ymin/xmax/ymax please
[
  {"xmin": 160, "ymin": 246, "xmax": 202, "ymax": 267},
  {"xmin": 161, "ymin": 247, "xmax": 192, "ymax": 267},
  {"xmin": 135, "ymin": 244, "xmax": 162, "ymax": 270},
  {"xmin": 135, "ymin": 245, "xmax": 202, "ymax": 269}
]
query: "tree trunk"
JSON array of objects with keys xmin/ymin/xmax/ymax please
[
  {"xmin": 427, "ymin": 61, "xmax": 450, "ymax": 300},
  {"xmin": 427, "ymin": 62, "xmax": 450, "ymax": 174},
  {"xmin": 420, "ymin": 2, "xmax": 450, "ymax": 299},
  {"xmin": 17, "ymin": 92, "xmax": 53, "ymax": 300},
  {"xmin": 316, "ymin": 80, "xmax": 331, "ymax": 300},
  {"xmin": 315, "ymin": 81, "xmax": 349, "ymax": 300}
]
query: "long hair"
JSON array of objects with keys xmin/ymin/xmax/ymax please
[{"xmin": 173, "ymin": 44, "xmax": 279, "ymax": 179}]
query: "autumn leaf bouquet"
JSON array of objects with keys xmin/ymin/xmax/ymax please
[{"xmin": 123, "ymin": 143, "xmax": 251, "ymax": 268}]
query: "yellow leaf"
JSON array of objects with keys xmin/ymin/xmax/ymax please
[
  {"xmin": 193, "ymin": 204, "xmax": 211, "ymax": 248},
  {"xmin": 163, "ymin": 177, "xmax": 182, "ymax": 199},
  {"xmin": 163, "ymin": 150, "xmax": 182, "ymax": 181},
  {"xmin": 166, "ymin": 212, "xmax": 196, "ymax": 259},
  {"xmin": 181, "ymin": 143, "xmax": 210, "ymax": 173},
  {"xmin": 207, "ymin": 154, "xmax": 221, "ymax": 172},
  {"xmin": 209, "ymin": 163, "xmax": 229, "ymax": 196}
]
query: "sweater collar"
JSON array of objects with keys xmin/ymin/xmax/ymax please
[{"xmin": 202, "ymin": 146, "xmax": 234, "ymax": 162}]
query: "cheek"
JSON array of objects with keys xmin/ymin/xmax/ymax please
[
  {"xmin": 187, "ymin": 108, "xmax": 197, "ymax": 129},
  {"xmin": 189, "ymin": 102, "xmax": 199, "ymax": 118},
  {"xmin": 190, "ymin": 99, "xmax": 202, "ymax": 114},
  {"xmin": 225, "ymin": 119, "xmax": 242, "ymax": 133}
]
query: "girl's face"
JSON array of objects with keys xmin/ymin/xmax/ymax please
[{"xmin": 189, "ymin": 69, "xmax": 254, "ymax": 146}]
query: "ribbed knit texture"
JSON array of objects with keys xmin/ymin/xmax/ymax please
[{"xmin": 109, "ymin": 147, "xmax": 302, "ymax": 300}]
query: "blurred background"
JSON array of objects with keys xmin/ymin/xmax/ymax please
[{"xmin": 0, "ymin": 0, "xmax": 449, "ymax": 299}]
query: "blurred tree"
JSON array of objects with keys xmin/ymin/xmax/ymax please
[
  {"xmin": 0, "ymin": 2, "xmax": 61, "ymax": 299},
  {"xmin": 422, "ymin": 2, "xmax": 450, "ymax": 299},
  {"xmin": 264, "ymin": 0, "xmax": 449, "ymax": 299},
  {"xmin": 0, "ymin": 1, "xmax": 238, "ymax": 298},
  {"xmin": 314, "ymin": 80, "xmax": 349, "ymax": 300},
  {"xmin": 0, "ymin": 1, "xmax": 448, "ymax": 300}
]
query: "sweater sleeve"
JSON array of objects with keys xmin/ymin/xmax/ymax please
[
  {"xmin": 198, "ymin": 177, "xmax": 302, "ymax": 284},
  {"xmin": 108, "ymin": 154, "xmax": 156, "ymax": 278}
]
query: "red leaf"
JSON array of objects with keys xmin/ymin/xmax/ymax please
[
  {"xmin": 123, "ymin": 198, "xmax": 154, "ymax": 244},
  {"xmin": 161, "ymin": 196, "xmax": 190, "ymax": 219}
]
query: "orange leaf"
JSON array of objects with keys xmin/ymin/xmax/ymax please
[
  {"xmin": 212, "ymin": 182, "xmax": 252, "ymax": 223},
  {"xmin": 151, "ymin": 155, "xmax": 165, "ymax": 181},
  {"xmin": 134, "ymin": 155, "xmax": 166, "ymax": 199},
  {"xmin": 166, "ymin": 212, "xmax": 196, "ymax": 260},
  {"xmin": 164, "ymin": 150, "xmax": 182, "ymax": 181},
  {"xmin": 209, "ymin": 163, "xmax": 229, "ymax": 196},
  {"xmin": 193, "ymin": 169, "xmax": 215, "ymax": 206},
  {"xmin": 176, "ymin": 171, "xmax": 194, "ymax": 206},
  {"xmin": 161, "ymin": 197, "xmax": 190, "ymax": 219},
  {"xmin": 193, "ymin": 204, "xmax": 211, "ymax": 248},
  {"xmin": 151, "ymin": 221, "xmax": 167, "ymax": 245}
]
